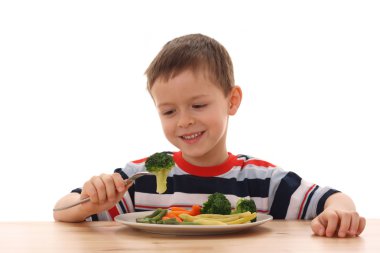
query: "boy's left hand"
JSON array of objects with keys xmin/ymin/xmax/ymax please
[{"xmin": 311, "ymin": 209, "xmax": 366, "ymax": 237}]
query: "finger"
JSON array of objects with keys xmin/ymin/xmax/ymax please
[
  {"xmin": 347, "ymin": 212, "xmax": 360, "ymax": 236},
  {"xmin": 82, "ymin": 180, "xmax": 98, "ymax": 203},
  {"xmin": 112, "ymin": 173, "xmax": 126, "ymax": 192},
  {"xmin": 311, "ymin": 217, "xmax": 326, "ymax": 236},
  {"xmin": 337, "ymin": 212, "xmax": 351, "ymax": 238},
  {"xmin": 92, "ymin": 176, "xmax": 107, "ymax": 204},
  {"xmin": 101, "ymin": 174, "xmax": 117, "ymax": 202},
  {"xmin": 325, "ymin": 211, "xmax": 339, "ymax": 237},
  {"xmin": 357, "ymin": 217, "xmax": 366, "ymax": 236}
]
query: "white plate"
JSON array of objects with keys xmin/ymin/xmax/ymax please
[{"xmin": 115, "ymin": 211, "xmax": 273, "ymax": 235}]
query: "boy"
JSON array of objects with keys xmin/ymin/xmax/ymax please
[{"xmin": 54, "ymin": 34, "xmax": 365, "ymax": 238}]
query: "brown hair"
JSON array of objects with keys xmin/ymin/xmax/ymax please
[{"xmin": 145, "ymin": 34, "xmax": 235, "ymax": 96}]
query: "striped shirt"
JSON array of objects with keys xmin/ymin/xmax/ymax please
[{"xmin": 73, "ymin": 151, "xmax": 339, "ymax": 221}]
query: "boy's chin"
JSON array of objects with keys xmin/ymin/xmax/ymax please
[{"xmin": 180, "ymin": 149, "xmax": 205, "ymax": 158}]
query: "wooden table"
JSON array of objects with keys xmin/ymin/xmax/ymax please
[{"xmin": 1, "ymin": 220, "xmax": 379, "ymax": 252}]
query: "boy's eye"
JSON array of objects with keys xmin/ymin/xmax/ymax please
[
  {"xmin": 162, "ymin": 109, "xmax": 175, "ymax": 116},
  {"xmin": 192, "ymin": 104, "xmax": 207, "ymax": 109}
]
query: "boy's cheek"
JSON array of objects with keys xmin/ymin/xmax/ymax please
[{"xmin": 160, "ymin": 121, "xmax": 173, "ymax": 133}]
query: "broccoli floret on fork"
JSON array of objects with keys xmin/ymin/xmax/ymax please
[{"xmin": 145, "ymin": 152, "xmax": 175, "ymax": 194}]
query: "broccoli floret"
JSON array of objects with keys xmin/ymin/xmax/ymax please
[
  {"xmin": 234, "ymin": 198, "xmax": 257, "ymax": 221},
  {"xmin": 201, "ymin": 192, "xmax": 231, "ymax": 215},
  {"xmin": 145, "ymin": 152, "xmax": 174, "ymax": 194},
  {"xmin": 235, "ymin": 198, "xmax": 256, "ymax": 213}
]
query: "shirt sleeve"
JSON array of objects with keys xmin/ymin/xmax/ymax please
[{"xmin": 268, "ymin": 168, "xmax": 340, "ymax": 220}]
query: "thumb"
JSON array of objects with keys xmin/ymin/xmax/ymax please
[
  {"xmin": 116, "ymin": 182, "xmax": 133, "ymax": 199},
  {"xmin": 311, "ymin": 216, "xmax": 327, "ymax": 236}
]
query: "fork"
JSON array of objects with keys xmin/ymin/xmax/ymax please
[{"xmin": 53, "ymin": 171, "xmax": 151, "ymax": 211}]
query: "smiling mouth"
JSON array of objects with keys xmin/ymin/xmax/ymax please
[{"xmin": 180, "ymin": 131, "xmax": 205, "ymax": 140}]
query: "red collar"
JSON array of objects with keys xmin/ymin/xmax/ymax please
[{"xmin": 173, "ymin": 151, "xmax": 242, "ymax": 177}]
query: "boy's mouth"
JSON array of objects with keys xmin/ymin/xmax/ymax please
[{"xmin": 180, "ymin": 131, "xmax": 205, "ymax": 143}]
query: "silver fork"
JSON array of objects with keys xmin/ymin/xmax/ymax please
[{"xmin": 53, "ymin": 171, "xmax": 151, "ymax": 211}]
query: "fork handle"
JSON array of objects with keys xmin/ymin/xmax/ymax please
[{"xmin": 53, "ymin": 197, "xmax": 91, "ymax": 211}]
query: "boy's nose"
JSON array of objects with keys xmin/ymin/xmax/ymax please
[{"xmin": 177, "ymin": 113, "xmax": 194, "ymax": 128}]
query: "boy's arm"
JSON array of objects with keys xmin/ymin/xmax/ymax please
[
  {"xmin": 53, "ymin": 193, "xmax": 94, "ymax": 222},
  {"xmin": 310, "ymin": 192, "xmax": 366, "ymax": 237},
  {"xmin": 53, "ymin": 173, "xmax": 129, "ymax": 222}
]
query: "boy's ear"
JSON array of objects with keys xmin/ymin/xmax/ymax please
[{"xmin": 228, "ymin": 86, "xmax": 242, "ymax": 115}]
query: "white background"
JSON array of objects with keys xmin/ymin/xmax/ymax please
[{"xmin": 0, "ymin": 1, "xmax": 379, "ymax": 221}]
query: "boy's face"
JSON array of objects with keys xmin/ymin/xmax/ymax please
[{"xmin": 151, "ymin": 69, "xmax": 239, "ymax": 166}]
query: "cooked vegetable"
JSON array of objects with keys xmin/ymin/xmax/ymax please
[
  {"xmin": 145, "ymin": 152, "xmax": 175, "ymax": 194},
  {"xmin": 235, "ymin": 198, "xmax": 256, "ymax": 213},
  {"xmin": 225, "ymin": 213, "xmax": 257, "ymax": 224},
  {"xmin": 136, "ymin": 208, "xmax": 167, "ymax": 224},
  {"xmin": 233, "ymin": 198, "xmax": 257, "ymax": 222},
  {"xmin": 135, "ymin": 194, "xmax": 258, "ymax": 226},
  {"xmin": 162, "ymin": 205, "xmax": 202, "ymax": 222},
  {"xmin": 188, "ymin": 205, "xmax": 202, "ymax": 216},
  {"xmin": 144, "ymin": 209, "xmax": 162, "ymax": 218},
  {"xmin": 201, "ymin": 192, "xmax": 231, "ymax": 215},
  {"xmin": 157, "ymin": 218, "xmax": 198, "ymax": 225},
  {"xmin": 162, "ymin": 212, "xmax": 184, "ymax": 222},
  {"xmin": 159, "ymin": 218, "xmax": 181, "ymax": 224},
  {"xmin": 178, "ymin": 213, "xmax": 197, "ymax": 222},
  {"xmin": 170, "ymin": 207, "xmax": 188, "ymax": 212},
  {"xmin": 192, "ymin": 219, "xmax": 226, "ymax": 225},
  {"xmin": 179, "ymin": 211, "xmax": 256, "ymax": 225},
  {"xmin": 136, "ymin": 209, "xmax": 256, "ymax": 226}
]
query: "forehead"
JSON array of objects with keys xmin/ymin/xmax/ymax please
[{"xmin": 151, "ymin": 69, "xmax": 224, "ymax": 104}]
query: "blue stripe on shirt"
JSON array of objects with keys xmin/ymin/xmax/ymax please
[
  {"xmin": 270, "ymin": 172, "xmax": 302, "ymax": 219},
  {"xmin": 134, "ymin": 174, "xmax": 271, "ymax": 198}
]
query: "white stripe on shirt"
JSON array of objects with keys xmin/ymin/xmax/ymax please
[{"xmin": 285, "ymin": 179, "xmax": 315, "ymax": 219}]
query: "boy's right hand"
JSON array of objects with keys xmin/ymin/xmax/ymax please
[{"xmin": 80, "ymin": 173, "xmax": 130, "ymax": 214}]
